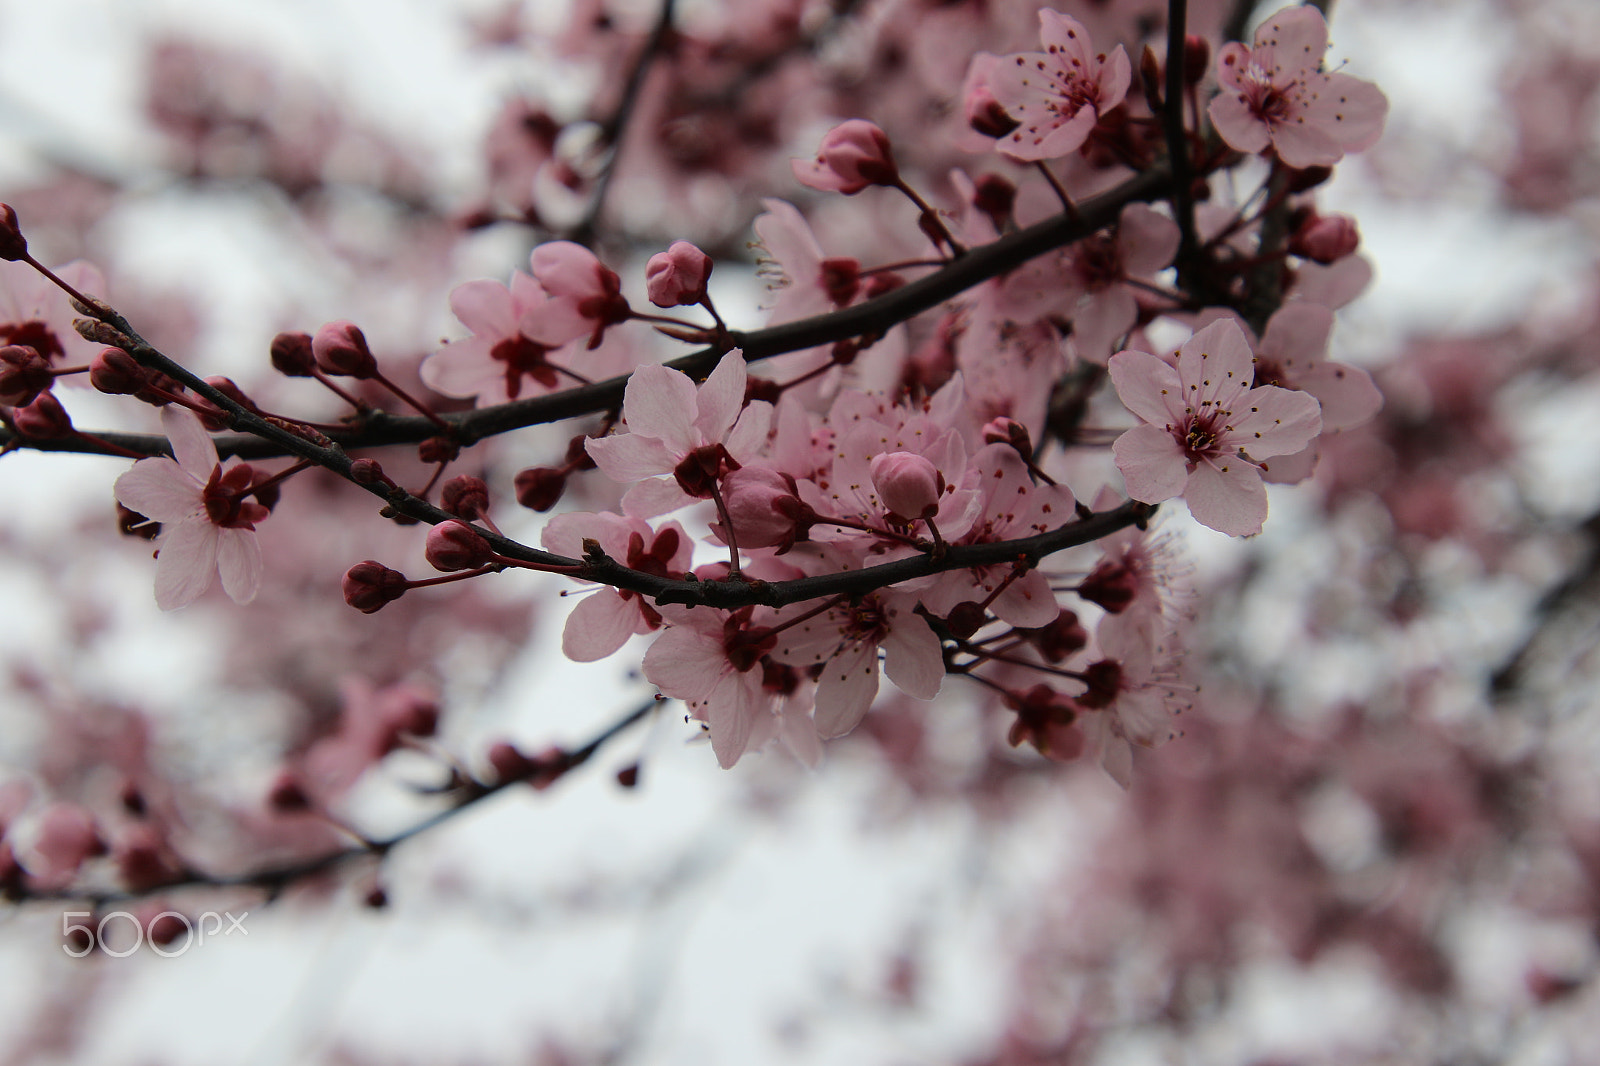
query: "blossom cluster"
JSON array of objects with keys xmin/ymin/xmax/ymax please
[{"xmin": 3, "ymin": 5, "xmax": 1388, "ymax": 789}]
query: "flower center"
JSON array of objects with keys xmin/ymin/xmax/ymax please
[{"xmin": 490, "ymin": 335, "xmax": 561, "ymax": 399}]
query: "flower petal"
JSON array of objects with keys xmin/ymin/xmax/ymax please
[
  {"xmin": 153, "ymin": 517, "xmax": 219, "ymax": 610},
  {"xmin": 161, "ymin": 406, "xmax": 219, "ymax": 481},
  {"xmin": 216, "ymin": 527, "xmax": 262, "ymax": 605},
  {"xmin": 114, "ymin": 457, "xmax": 201, "ymax": 522}
]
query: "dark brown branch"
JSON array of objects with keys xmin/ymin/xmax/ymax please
[
  {"xmin": 17, "ymin": 699, "xmax": 658, "ymax": 908},
  {"xmin": 5, "ymin": 164, "xmax": 1173, "ymax": 462}
]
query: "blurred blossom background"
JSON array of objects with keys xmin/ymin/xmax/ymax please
[{"xmin": 2, "ymin": 0, "xmax": 1600, "ymax": 1063}]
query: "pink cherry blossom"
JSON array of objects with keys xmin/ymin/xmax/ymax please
[
  {"xmin": 542, "ymin": 511, "xmax": 692, "ymax": 661},
  {"xmin": 645, "ymin": 241, "xmax": 713, "ymax": 308},
  {"xmin": 0, "ymin": 258, "xmax": 106, "ymax": 368},
  {"xmin": 768, "ymin": 585, "xmax": 944, "ymax": 739},
  {"xmin": 1253, "ymin": 303, "xmax": 1382, "ymax": 433},
  {"xmin": 1108, "ymin": 319, "xmax": 1322, "ymax": 537},
  {"xmin": 985, "ymin": 10, "xmax": 1130, "ymax": 162},
  {"xmin": 113, "ymin": 406, "xmax": 267, "ymax": 609},
  {"xmin": 421, "ymin": 267, "xmax": 592, "ymax": 406},
  {"xmin": 792, "ymin": 120, "xmax": 899, "ymax": 195},
  {"xmin": 584, "ymin": 349, "xmax": 772, "ymax": 517},
  {"xmin": 529, "ymin": 240, "xmax": 631, "ymax": 349},
  {"xmin": 641, "ymin": 606, "xmax": 778, "ymax": 768},
  {"xmin": 1208, "ymin": 5, "xmax": 1388, "ymax": 169}
]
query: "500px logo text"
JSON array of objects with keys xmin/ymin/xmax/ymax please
[{"xmin": 61, "ymin": 910, "xmax": 249, "ymax": 957}]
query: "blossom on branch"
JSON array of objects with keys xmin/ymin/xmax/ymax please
[
  {"xmin": 1108, "ymin": 319, "xmax": 1321, "ymax": 536},
  {"xmin": 983, "ymin": 10, "xmax": 1130, "ymax": 162},
  {"xmin": 113, "ymin": 406, "xmax": 267, "ymax": 609},
  {"xmin": 1208, "ymin": 5, "xmax": 1388, "ymax": 169}
]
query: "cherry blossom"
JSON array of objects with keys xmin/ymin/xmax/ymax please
[
  {"xmin": 1108, "ymin": 319, "xmax": 1322, "ymax": 536},
  {"xmin": 641, "ymin": 606, "xmax": 780, "ymax": 768},
  {"xmin": 584, "ymin": 349, "xmax": 772, "ymax": 517},
  {"xmin": 421, "ymin": 266, "xmax": 591, "ymax": 406},
  {"xmin": 767, "ymin": 585, "xmax": 944, "ymax": 739},
  {"xmin": 1208, "ymin": 5, "xmax": 1388, "ymax": 169},
  {"xmin": 541, "ymin": 511, "xmax": 692, "ymax": 661},
  {"xmin": 113, "ymin": 406, "xmax": 267, "ymax": 609},
  {"xmin": 984, "ymin": 10, "xmax": 1131, "ymax": 162}
]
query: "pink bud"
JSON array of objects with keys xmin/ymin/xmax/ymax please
[
  {"xmin": 982, "ymin": 416, "xmax": 1032, "ymax": 452},
  {"xmin": 1289, "ymin": 212, "xmax": 1360, "ymax": 264},
  {"xmin": 792, "ymin": 120, "xmax": 900, "ymax": 195},
  {"xmin": 870, "ymin": 451, "xmax": 943, "ymax": 522},
  {"xmin": 312, "ymin": 320, "xmax": 377, "ymax": 378},
  {"xmin": 963, "ymin": 55, "xmax": 1020, "ymax": 139},
  {"xmin": 714, "ymin": 464, "xmax": 810, "ymax": 551},
  {"xmin": 646, "ymin": 241, "xmax": 713, "ymax": 308},
  {"xmin": 425, "ymin": 520, "xmax": 494, "ymax": 572},
  {"xmin": 342, "ymin": 560, "xmax": 408, "ymax": 613},
  {"xmin": 0, "ymin": 344, "xmax": 53, "ymax": 406}
]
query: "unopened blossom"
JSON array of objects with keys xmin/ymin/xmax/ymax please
[
  {"xmin": 113, "ymin": 406, "xmax": 267, "ymax": 609},
  {"xmin": 792, "ymin": 120, "xmax": 899, "ymax": 194},
  {"xmin": 1108, "ymin": 319, "xmax": 1322, "ymax": 536},
  {"xmin": 1289, "ymin": 211, "xmax": 1361, "ymax": 264},
  {"xmin": 711, "ymin": 464, "xmax": 810, "ymax": 552},
  {"xmin": 1209, "ymin": 5, "xmax": 1388, "ymax": 169},
  {"xmin": 312, "ymin": 320, "xmax": 377, "ymax": 378},
  {"xmin": 425, "ymin": 520, "xmax": 494, "ymax": 572},
  {"xmin": 984, "ymin": 10, "xmax": 1131, "ymax": 161},
  {"xmin": 645, "ymin": 241, "xmax": 713, "ymax": 308},
  {"xmin": 870, "ymin": 451, "xmax": 943, "ymax": 522},
  {"xmin": 0, "ymin": 344, "xmax": 52, "ymax": 406}
]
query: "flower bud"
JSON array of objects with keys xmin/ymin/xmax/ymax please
[
  {"xmin": 1020, "ymin": 609, "xmax": 1088, "ymax": 663},
  {"xmin": 349, "ymin": 458, "xmax": 391, "ymax": 485},
  {"xmin": 0, "ymin": 204, "xmax": 27, "ymax": 261},
  {"xmin": 440, "ymin": 475, "xmax": 490, "ymax": 520},
  {"xmin": 270, "ymin": 331, "xmax": 316, "ymax": 376},
  {"xmin": 645, "ymin": 241, "xmax": 713, "ymax": 308},
  {"xmin": 514, "ymin": 466, "xmax": 566, "ymax": 511},
  {"xmin": 1289, "ymin": 212, "xmax": 1360, "ymax": 264},
  {"xmin": 342, "ymin": 560, "xmax": 408, "ymax": 613},
  {"xmin": 792, "ymin": 120, "xmax": 900, "ymax": 194},
  {"xmin": 0, "ymin": 344, "xmax": 52, "ymax": 406},
  {"xmin": 714, "ymin": 465, "xmax": 810, "ymax": 551},
  {"xmin": 312, "ymin": 320, "xmax": 377, "ymax": 378},
  {"xmin": 964, "ymin": 56, "xmax": 1021, "ymax": 139},
  {"xmin": 945, "ymin": 601, "xmax": 988, "ymax": 639},
  {"xmin": 12, "ymin": 392, "xmax": 72, "ymax": 438},
  {"xmin": 870, "ymin": 451, "xmax": 943, "ymax": 522},
  {"xmin": 982, "ymin": 416, "xmax": 1032, "ymax": 452},
  {"xmin": 88, "ymin": 347, "xmax": 148, "ymax": 396},
  {"xmin": 418, "ymin": 435, "xmax": 460, "ymax": 464},
  {"xmin": 425, "ymin": 520, "xmax": 493, "ymax": 572}
]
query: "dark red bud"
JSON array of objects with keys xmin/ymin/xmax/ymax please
[
  {"xmin": 13, "ymin": 392, "xmax": 72, "ymax": 438},
  {"xmin": 342, "ymin": 560, "xmax": 408, "ymax": 613},
  {"xmin": 0, "ymin": 204, "xmax": 27, "ymax": 261},
  {"xmin": 440, "ymin": 475, "xmax": 490, "ymax": 519},
  {"xmin": 88, "ymin": 347, "xmax": 148, "ymax": 396},
  {"xmin": 349, "ymin": 458, "xmax": 390, "ymax": 485},
  {"xmin": 269, "ymin": 331, "xmax": 316, "ymax": 376},
  {"xmin": 0, "ymin": 344, "xmax": 53, "ymax": 406},
  {"xmin": 514, "ymin": 467, "xmax": 566, "ymax": 511},
  {"xmin": 418, "ymin": 435, "xmax": 460, "ymax": 464}
]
